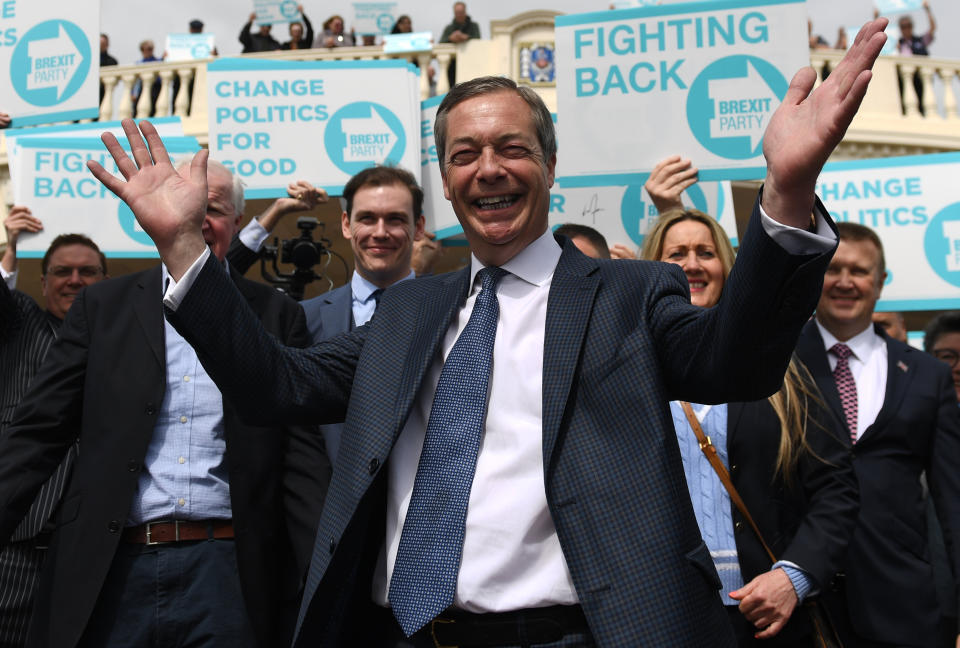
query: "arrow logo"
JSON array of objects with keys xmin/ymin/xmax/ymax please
[
  {"xmin": 342, "ymin": 106, "xmax": 397, "ymax": 163},
  {"xmin": 26, "ymin": 24, "xmax": 82, "ymax": 100},
  {"xmin": 707, "ymin": 60, "xmax": 780, "ymax": 152}
]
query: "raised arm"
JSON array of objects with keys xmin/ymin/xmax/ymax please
[{"xmin": 761, "ymin": 18, "xmax": 888, "ymax": 228}]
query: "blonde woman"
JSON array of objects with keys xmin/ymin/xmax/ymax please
[{"xmin": 642, "ymin": 209, "xmax": 858, "ymax": 646}]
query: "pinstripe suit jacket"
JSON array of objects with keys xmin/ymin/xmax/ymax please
[
  {"xmin": 0, "ymin": 266, "xmax": 330, "ymax": 648},
  {"xmin": 165, "ymin": 202, "xmax": 837, "ymax": 647}
]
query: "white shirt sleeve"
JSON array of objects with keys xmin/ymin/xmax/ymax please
[
  {"xmin": 0, "ymin": 265, "xmax": 16, "ymax": 290},
  {"xmin": 758, "ymin": 202, "xmax": 836, "ymax": 255},
  {"xmin": 238, "ymin": 218, "xmax": 270, "ymax": 252},
  {"xmin": 162, "ymin": 248, "xmax": 211, "ymax": 311}
]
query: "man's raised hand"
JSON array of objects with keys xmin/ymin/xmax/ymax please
[
  {"xmin": 761, "ymin": 18, "xmax": 889, "ymax": 228},
  {"xmin": 86, "ymin": 119, "xmax": 209, "ymax": 279}
]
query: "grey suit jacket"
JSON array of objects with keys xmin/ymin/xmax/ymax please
[
  {"xmin": 167, "ymin": 201, "xmax": 837, "ymax": 647},
  {"xmin": 300, "ymin": 284, "xmax": 352, "ymax": 463}
]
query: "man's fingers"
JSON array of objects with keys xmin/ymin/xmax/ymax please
[
  {"xmin": 121, "ymin": 118, "xmax": 153, "ymax": 170},
  {"xmin": 831, "ymin": 20, "xmax": 887, "ymax": 99},
  {"xmin": 141, "ymin": 120, "xmax": 174, "ymax": 168},
  {"xmin": 86, "ymin": 160, "xmax": 127, "ymax": 199},
  {"xmin": 100, "ymin": 131, "xmax": 139, "ymax": 180},
  {"xmin": 189, "ymin": 149, "xmax": 210, "ymax": 188},
  {"xmin": 781, "ymin": 67, "xmax": 816, "ymax": 109}
]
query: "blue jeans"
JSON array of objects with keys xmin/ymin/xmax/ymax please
[{"xmin": 78, "ymin": 539, "xmax": 256, "ymax": 648}]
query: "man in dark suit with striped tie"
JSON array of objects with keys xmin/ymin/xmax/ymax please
[{"xmin": 0, "ymin": 222, "xmax": 107, "ymax": 646}]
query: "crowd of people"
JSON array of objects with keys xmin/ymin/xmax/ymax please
[{"xmin": 1, "ymin": 12, "xmax": 959, "ymax": 648}]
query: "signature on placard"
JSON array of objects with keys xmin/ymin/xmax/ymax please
[{"xmin": 581, "ymin": 193, "xmax": 604, "ymax": 224}]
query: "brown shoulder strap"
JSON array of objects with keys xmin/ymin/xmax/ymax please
[{"xmin": 679, "ymin": 401, "xmax": 777, "ymax": 565}]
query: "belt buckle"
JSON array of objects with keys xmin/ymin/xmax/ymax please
[
  {"xmin": 145, "ymin": 520, "xmax": 178, "ymax": 545},
  {"xmin": 430, "ymin": 618, "xmax": 457, "ymax": 648}
]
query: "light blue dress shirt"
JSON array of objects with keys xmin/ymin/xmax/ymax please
[
  {"xmin": 670, "ymin": 401, "xmax": 814, "ymax": 605},
  {"xmin": 350, "ymin": 269, "xmax": 415, "ymax": 328},
  {"xmin": 127, "ymin": 267, "xmax": 232, "ymax": 525}
]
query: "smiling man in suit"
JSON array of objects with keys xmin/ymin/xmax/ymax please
[
  {"xmin": 300, "ymin": 166, "xmax": 424, "ymax": 463},
  {"xmin": 85, "ymin": 18, "xmax": 888, "ymax": 648},
  {"xmin": 0, "ymin": 161, "xmax": 329, "ymax": 648},
  {"xmin": 796, "ymin": 222, "xmax": 960, "ymax": 648}
]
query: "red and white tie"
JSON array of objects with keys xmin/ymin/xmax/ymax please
[{"xmin": 831, "ymin": 343, "xmax": 859, "ymax": 443}]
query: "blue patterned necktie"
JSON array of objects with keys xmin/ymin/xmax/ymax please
[{"xmin": 389, "ymin": 266, "xmax": 508, "ymax": 636}]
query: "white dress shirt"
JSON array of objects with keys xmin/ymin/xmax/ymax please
[{"xmin": 815, "ymin": 321, "xmax": 887, "ymax": 440}]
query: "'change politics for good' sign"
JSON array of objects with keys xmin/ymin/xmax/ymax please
[
  {"xmin": 554, "ymin": 0, "xmax": 808, "ymax": 187},
  {"xmin": 818, "ymin": 153, "xmax": 960, "ymax": 311},
  {"xmin": 207, "ymin": 58, "xmax": 421, "ymax": 198},
  {"xmin": 1, "ymin": 0, "xmax": 100, "ymax": 127}
]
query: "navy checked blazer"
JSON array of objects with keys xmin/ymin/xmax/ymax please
[{"xmin": 166, "ymin": 199, "xmax": 837, "ymax": 647}]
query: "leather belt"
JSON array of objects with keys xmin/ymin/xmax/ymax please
[
  {"xmin": 395, "ymin": 604, "xmax": 590, "ymax": 647},
  {"xmin": 121, "ymin": 520, "xmax": 234, "ymax": 545}
]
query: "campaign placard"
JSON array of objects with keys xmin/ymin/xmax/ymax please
[
  {"xmin": 165, "ymin": 33, "xmax": 216, "ymax": 61},
  {"xmin": 207, "ymin": 58, "xmax": 421, "ymax": 198},
  {"xmin": 353, "ymin": 2, "xmax": 398, "ymax": 36},
  {"xmin": 420, "ymin": 95, "xmax": 461, "ymax": 239},
  {"xmin": 14, "ymin": 136, "xmax": 200, "ymax": 257},
  {"xmin": 383, "ymin": 32, "xmax": 432, "ymax": 54},
  {"xmin": 874, "ymin": 0, "xmax": 923, "ymax": 16},
  {"xmin": 4, "ymin": 117, "xmax": 185, "ymax": 203},
  {"xmin": 817, "ymin": 153, "xmax": 960, "ymax": 311},
  {"xmin": 548, "ymin": 179, "xmax": 738, "ymax": 251},
  {"xmin": 1, "ymin": 0, "xmax": 100, "ymax": 127},
  {"xmin": 554, "ymin": 0, "xmax": 809, "ymax": 187},
  {"xmin": 253, "ymin": 0, "xmax": 301, "ymax": 26}
]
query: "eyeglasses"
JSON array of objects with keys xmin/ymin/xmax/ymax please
[
  {"xmin": 933, "ymin": 349, "xmax": 960, "ymax": 368},
  {"xmin": 47, "ymin": 265, "xmax": 103, "ymax": 279}
]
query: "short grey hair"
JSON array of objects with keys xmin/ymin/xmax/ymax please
[
  {"xmin": 175, "ymin": 158, "xmax": 245, "ymax": 217},
  {"xmin": 434, "ymin": 76, "xmax": 557, "ymax": 171}
]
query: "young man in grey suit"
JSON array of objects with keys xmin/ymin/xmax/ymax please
[
  {"xmin": 87, "ymin": 18, "xmax": 888, "ymax": 648},
  {"xmin": 795, "ymin": 222, "xmax": 960, "ymax": 648},
  {"xmin": 300, "ymin": 165, "xmax": 425, "ymax": 463}
]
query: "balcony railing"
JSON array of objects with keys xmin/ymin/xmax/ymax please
[{"xmin": 97, "ymin": 43, "xmax": 459, "ymax": 134}]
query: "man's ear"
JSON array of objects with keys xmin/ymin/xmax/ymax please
[
  {"xmin": 340, "ymin": 211, "xmax": 352, "ymax": 240},
  {"xmin": 413, "ymin": 214, "xmax": 426, "ymax": 241}
]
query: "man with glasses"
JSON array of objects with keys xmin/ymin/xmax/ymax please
[
  {"xmin": 925, "ymin": 311, "xmax": 960, "ymax": 403},
  {"xmin": 0, "ymin": 213, "xmax": 107, "ymax": 647}
]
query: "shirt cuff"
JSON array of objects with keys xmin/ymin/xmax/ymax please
[
  {"xmin": 758, "ymin": 201, "xmax": 836, "ymax": 256},
  {"xmin": 162, "ymin": 248, "xmax": 211, "ymax": 311},
  {"xmin": 238, "ymin": 218, "xmax": 270, "ymax": 252},
  {"xmin": 773, "ymin": 560, "xmax": 818, "ymax": 602},
  {"xmin": 0, "ymin": 265, "xmax": 16, "ymax": 290}
]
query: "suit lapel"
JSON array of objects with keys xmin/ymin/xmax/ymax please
[
  {"xmin": 392, "ymin": 267, "xmax": 471, "ymax": 434},
  {"xmin": 797, "ymin": 322, "xmax": 847, "ymax": 435},
  {"xmin": 133, "ymin": 266, "xmax": 165, "ymax": 367},
  {"xmin": 542, "ymin": 244, "xmax": 599, "ymax": 471},
  {"xmin": 322, "ymin": 285, "xmax": 352, "ymax": 333},
  {"xmin": 726, "ymin": 401, "xmax": 746, "ymax": 449},
  {"xmin": 863, "ymin": 331, "xmax": 915, "ymax": 441}
]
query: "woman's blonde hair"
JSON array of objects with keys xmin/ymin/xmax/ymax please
[{"xmin": 640, "ymin": 209, "xmax": 820, "ymax": 481}]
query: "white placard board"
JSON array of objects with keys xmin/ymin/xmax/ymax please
[
  {"xmin": 554, "ymin": 0, "xmax": 809, "ymax": 187},
  {"xmin": 165, "ymin": 33, "xmax": 216, "ymax": 61},
  {"xmin": 1, "ymin": 0, "xmax": 100, "ymax": 127},
  {"xmin": 419, "ymin": 95, "xmax": 461, "ymax": 239},
  {"xmin": 14, "ymin": 136, "xmax": 201, "ymax": 257},
  {"xmin": 4, "ymin": 117, "xmax": 185, "ymax": 203},
  {"xmin": 353, "ymin": 2, "xmax": 398, "ymax": 36},
  {"xmin": 207, "ymin": 58, "xmax": 421, "ymax": 198},
  {"xmin": 253, "ymin": 0, "xmax": 301, "ymax": 26},
  {"xmin": 383, "ymin": 31, "xmax": 432, "ymax": 53},
  {"xmin": 817, "ymin": 153, "xmax": 960, "ymax": 311}
]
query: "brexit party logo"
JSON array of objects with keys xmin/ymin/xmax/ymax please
[
  {"xmin": 10, "ymin": 19, "xmax": 91, "ymax": 106},
  {"xmin": 686, "ymin": 55, "xmax": 786, "ymax": 160},
  {"xmin": 925, "ymin": 201, "xmax": 960, "ymax": 288},
  {"xmin": 619, "ymin": 182, "xmax": 724, "ymax": 246},
  {"xmin": 324, "ymin": 101, "xmax": 407, "ymax": 175}
]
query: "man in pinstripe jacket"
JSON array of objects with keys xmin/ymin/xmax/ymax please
[
  {"xmin": 86, "ymin": 18, "xmax": 888, "ymax": 647},
  {"xmin": 0, "ymin": 231, "xmax": 107, "ymax": 646}
]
